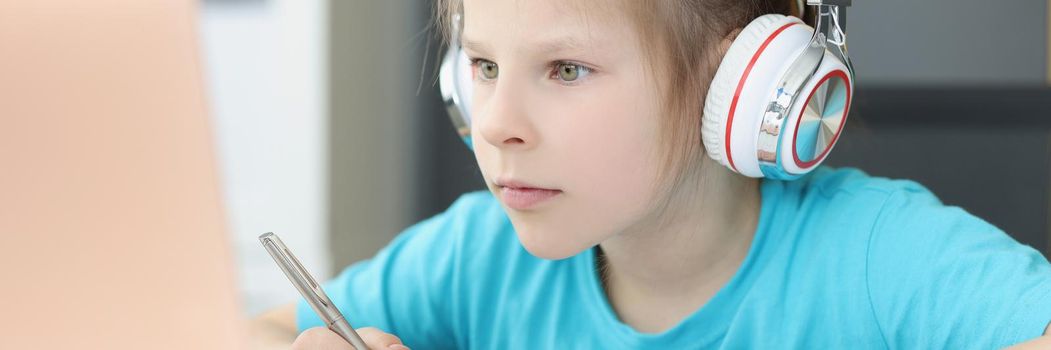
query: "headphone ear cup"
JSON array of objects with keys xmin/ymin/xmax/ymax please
[
  {"xmin": 438, "ymin": 47, "xmax": 475, "ymax": 149},
  {"xmin": 701, "ymin": 14, "xmax": 809, "ymax": 177},
  {"xmin": 777, "ymin": 51, "xmax": 853, "ymax": 176}
]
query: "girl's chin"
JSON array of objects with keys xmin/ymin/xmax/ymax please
[{"xmin": 515, "ymin": 231, "xmax": 591, "ymax": 261}]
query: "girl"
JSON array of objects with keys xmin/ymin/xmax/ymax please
[{"xmin": 251, "ymin": 0, "xmax": 1051, "ymax": 348}]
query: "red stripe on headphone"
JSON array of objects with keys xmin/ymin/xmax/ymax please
[{"xmin": 724, "ymin": 21, "xmax": 799, "ymax": 173}]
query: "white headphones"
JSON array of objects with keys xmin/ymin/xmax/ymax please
[{"xmin": 439, "ymin": 0, "xmax": 855, "ymax": 180}]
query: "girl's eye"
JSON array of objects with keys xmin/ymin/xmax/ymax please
[
  {"xmin": 474, "ymin": 59, "xmax": 499, "ymax": 81},
  {"xmin": 553, "ymin": 62, "xmax": 591, "ymax": 83}
]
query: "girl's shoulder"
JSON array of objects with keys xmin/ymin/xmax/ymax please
[
  {"xmin": 770, "ymin": 166, "xmax": 1007, "ymax": 252},
  {"xmin": 790, "ymin": 171, "xmax": 1051, "ymax": 348},
  {"xmin": 793, "ymin": 165, "xmax": 933, "ymax": 200},
  {"xmin": 783, "ymin": 166, "xmax": 959, "ymax": 224}
]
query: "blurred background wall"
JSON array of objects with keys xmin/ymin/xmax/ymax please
[
  {"xmin": 851, "ymin": 0, "xmax": 1047, "ymax": 85},
  {"xmin": 199, "ymin": 0, "xmax": 1051, "ymax": 316},
  {"xmin": 198, "ymin": 0, "xmax": 329, "ymax": 316}
]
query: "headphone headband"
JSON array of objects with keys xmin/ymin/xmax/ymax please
[{"xmin": 809, "ymin": 0, "xmax": 853, "ymax": 76}]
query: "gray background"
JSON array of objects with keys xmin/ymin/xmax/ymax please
[{"xmin": 849, "ymin": 0, "xmax": 1047, "ymax": 85}]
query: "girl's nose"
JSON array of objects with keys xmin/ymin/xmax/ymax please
[{"xmin": 477, "ymin": 78, "xmax": 538, "ymax": 151}]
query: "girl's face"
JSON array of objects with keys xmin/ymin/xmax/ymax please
[{"xmin": 464, "ymin": 0, "xmax": 668, "ymax": 259}]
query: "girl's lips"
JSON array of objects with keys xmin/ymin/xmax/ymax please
[{"xmin": 499, "ymin": 186, "xmax": 562, "ymax": 210}]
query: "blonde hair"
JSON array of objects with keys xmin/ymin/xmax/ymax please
[{"xmin": 435, "ymin": 0, "xmax": 801, "ymax": 199}]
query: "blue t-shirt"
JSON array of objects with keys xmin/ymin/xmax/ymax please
[{"xmin": 297, "ymin": 166, "xmax": 1051, "ymax": 348}]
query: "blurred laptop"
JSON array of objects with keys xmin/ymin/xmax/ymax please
[{"xmin": 0, "ymin": 0, "xmax": 246, "ymax": 348}]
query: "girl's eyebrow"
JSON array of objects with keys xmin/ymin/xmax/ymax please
[
  {"xmin": 461, "ymin": 34, "xmax": 590, "ymax": 57},
  {"xmin": 532, "ymin": 36, "xmax": 588, "ymax": 55},
  {"xmin": 460, "ymin": 35, "xmax": 492, "ymax": 56}
]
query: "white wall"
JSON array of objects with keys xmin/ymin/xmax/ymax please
[{"xmin": 198, "ymin": 0, "xmax": 328, "ymax": 316}]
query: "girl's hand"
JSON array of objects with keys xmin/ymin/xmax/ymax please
[{"xmin": 291, "ymin": 326, "xmax": 410, "ymax": 350}]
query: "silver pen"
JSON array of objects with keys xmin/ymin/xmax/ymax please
[{"xmin": 259, "ymin": 232, "xmax": 370, "ymax": 350}]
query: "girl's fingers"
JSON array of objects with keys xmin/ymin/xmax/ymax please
[
  {"xmin": 355, "ymin": 327, "xmax": 409, "ymax": 350},
  {"xmin": 291, "ymin": 327, "xmax": 355, "ymax": 350}
]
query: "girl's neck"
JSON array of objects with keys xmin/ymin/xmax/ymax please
[{"xmin": 596, "ymin": 160, "xmax": 762, "ymax": 333}]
